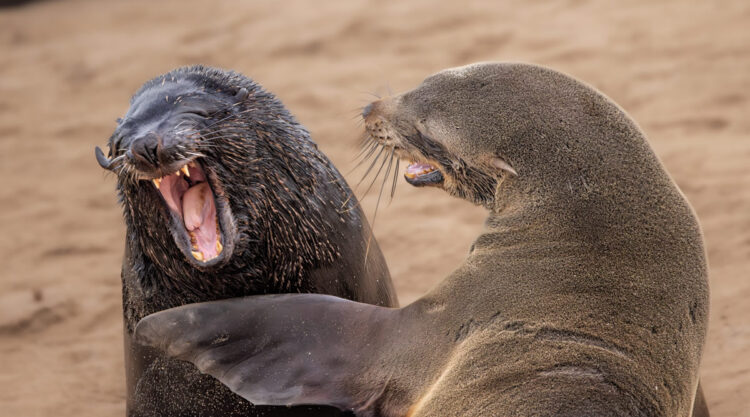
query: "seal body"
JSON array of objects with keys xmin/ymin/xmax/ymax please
[
  {"xmin": 99, "ymin": 66, "xmax": 396, "ymax": 416},
  {"xmin": 135, "ymin": 63, "xmax": 709, "ymax": 417}
]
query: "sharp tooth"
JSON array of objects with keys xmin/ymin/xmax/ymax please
[
  {"xmin": 152, "ymin": 178, "xmax": 161, "ymax": 189},
  {"xmin": 175, "ymin": 169, "xmax": 181, "ymax": 176},
  {"xmin": 191, "ymin": 251, "xmax": 204, "ymax": 262},
  {"xmin": 181, "ymin": 165, "xmax": 190, "ymax": 177},
  {"xmin": 216, "ymin": 241, "xmax": 223, "ymax": 253}
]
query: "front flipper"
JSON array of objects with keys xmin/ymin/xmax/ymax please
[{"xmin": 134, "ymin": 294, "xmax": 397, "ymax": 415}]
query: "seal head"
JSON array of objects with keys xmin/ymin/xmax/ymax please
[
  {"xmin": 99, "ymin": 76, "xmax": 248, "ymax": 267},
  {"xmin": 98, "ymin": 67, "xmax": 395, "ymax": 309},
  {"xmin": 98, "ymin": 66, "xmax": 395, "ymax": 417}
]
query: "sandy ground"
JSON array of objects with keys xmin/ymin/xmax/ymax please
[{"xmin": 0, "ymin": 0, "xmax": 748, "ymax": 415}]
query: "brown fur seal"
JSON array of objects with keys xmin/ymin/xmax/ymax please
[
  {"xmin": 134, "ymin": 63, "xmax": 710, "ymax": 417},
  {"xmin": 95, "ymin": 65, "xmax": 396, "ymax": 416}
]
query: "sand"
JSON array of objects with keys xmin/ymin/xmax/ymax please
[{"xmin": 0, "ymin": 0, "xmax": 748, "ymax": 415}]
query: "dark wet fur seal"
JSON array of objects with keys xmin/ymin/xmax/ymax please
[
  {"xmin": 135, "ymin": 63, "xmax": 710, "ymax": 416},
  {"xmin": 96, "ymin": 65, "xmax": 396, "ymax": 416}
]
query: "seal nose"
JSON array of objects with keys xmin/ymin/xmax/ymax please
[
  {"xmin": 362, "ymin": 99, "xmax": 396, "ymax": 123},
  {"xmin": 362, "ymin": 102, "xmax": 375, "ymax": 119},
  {"xmin": 129, "ymin": 132, "xmax": 162, "ymax": 169},
  {"xmin": 363, "ymin": 100, "xmax": 386, "ymax": 124}
]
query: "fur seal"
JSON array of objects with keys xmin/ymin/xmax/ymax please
[
  {"xmin": 134, "ymin": 63, "xmax": 710, "ymax": 417},
  {"xmin": 96, "ymin": 65, "xmax": 396, "ymax": 416}
]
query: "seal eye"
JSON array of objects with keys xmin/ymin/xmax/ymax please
[
  {"xmin": 234, "ymin": 87, "xmax": 249, "ymax": 101},
  {"xmin": 186, "ymin": 110, "xmax": 209, "ymax": 118}
]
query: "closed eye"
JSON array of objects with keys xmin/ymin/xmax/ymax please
[{"xmin": 186, "ymin": 110, "xmax": 210, "ymax": 118}]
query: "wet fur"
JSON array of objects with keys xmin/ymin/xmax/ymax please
[{"xmin": 109, "ymin": 66, "xmax": 396, "ymax": 416}]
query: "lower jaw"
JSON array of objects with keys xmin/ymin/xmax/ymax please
[
  {"xmin": 189, "ymin": 230, "xmax": 223, "ymax": 263},
  {"xmin": 404, "ymin": 170, "xmax": 445, "ymax": 187},
  {"xmin": 405, "ymin": 180, "xmax": 443, "ymax": 187},
  {"xmin": 168, "ymin": 195, "xmax": 235, "ymax": 267},
  {"xmin": 171, "ymin": 223, "xmax": 228, "ymax": 267}
]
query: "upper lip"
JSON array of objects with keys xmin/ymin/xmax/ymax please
[{"xmin": 150, "ymin": 161, "xmax": 194, "ymax": 189}]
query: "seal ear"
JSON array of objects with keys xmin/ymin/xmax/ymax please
[
  {"xmin": 134, "ymin": 294, "xmax": 393, "ymax": 412},
  {"xmin": 490, "ymin": 156, "xmax": 518, "ymax": 177}
]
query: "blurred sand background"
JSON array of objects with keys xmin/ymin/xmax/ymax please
[{"xmin": 0, "ymin": 0, "xmax": 748, "ymax": 415}]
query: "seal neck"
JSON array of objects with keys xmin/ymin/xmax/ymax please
[
  {"xmin": 472, "ymin": 149, "xmax": 702, "ymax": 269},
  {"xmin": 471, "ymin": 197, "xmax": 578, "ymax": 257}
]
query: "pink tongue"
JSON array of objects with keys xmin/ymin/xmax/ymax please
[
  {"xmin": 407, "ymin": 162, "xmax": 435, "ymax": 175},
  {"xmin": 160, "ymin": 175, "xmax": 189, "ymax": 214},
  {"xmin": 182, "ymin": 182, "xmax": 218, "ymax": 260}
]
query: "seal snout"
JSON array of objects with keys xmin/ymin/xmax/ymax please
[
  {"xmin": 129, "ymin": 132, "xmax": 164, "ymax": 172},
  {"xmin": 113, "ymin": 126, "xmax": 229, "ymax": 265},
  {"xmin": 363, "ymin": 98, "xmax": 445, "ymax": 188},
  {"xmin": 126, "ymin": 129, "xmax": 192, "ymax": 177},
  {"xmin": 115, "ymin": 119, "xmax": 228, "ymax": 264},
  {"xmin": 361, "ymin": 99, "xmax": 396, "ymax": 124}
]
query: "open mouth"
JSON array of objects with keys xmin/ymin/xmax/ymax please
[
  {"xmin": 404, "ymin": 161, "xmax": 444, "ymax": 187},
  {"xmin": 151, "ymin": 161, "xmax": 224, "ymax": 264}
]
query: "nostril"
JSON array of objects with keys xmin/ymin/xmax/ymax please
[
  {"xmin": 362, "ymin": 102, "xmax": 375, "ymax": 119},
  {"xmin": 131, "ymin": 133, "xmax": 161, "ymax": 167}
]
